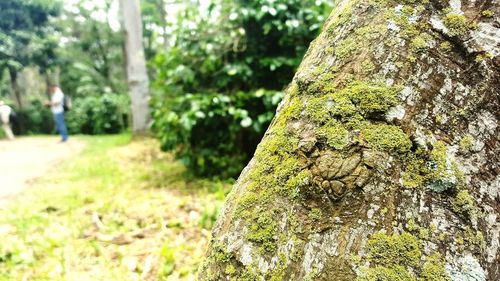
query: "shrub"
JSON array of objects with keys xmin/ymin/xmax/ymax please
[
  {"xmin": 65, "ymin": 93, "xmax": 129, "ymax": 135},
  {"xmin": 151, "ymin": 90, "xmax": 283, "ymax": 178},
  {"xmin": 12, "ymin": 100, "xmax": 53, "ymax": 135}
]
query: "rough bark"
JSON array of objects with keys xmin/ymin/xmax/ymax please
[
  {"xmin": 120, "ymin": 0, "xmax": 150, "ymax": 134},
  {"xmin": 199, "ymin": 0, "xmax": 499, "ymax": 280}
]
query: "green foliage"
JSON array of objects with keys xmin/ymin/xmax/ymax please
[
  {"xmin": 158, "ymin": 241, "xmax": 176, "ymax": 278},
  {"xmin": 199, "ymin": 183, "xmax": 226, "ymax": 229},
  {"xmin": 152, "ymin": 90, "xmax": 283, "ymax": 178},
  {"xmin": 12, "ymin": 100, "xmax": 53, "ymax": 135},
  {"xmin": 151, "ymin": 0, "xmax": 332, "ymax": 178},
  {"xmin": 56, "ymin": 1, "xmax": 127, "ymax": 98},
  {"xmin": 0, "ymin": 0, "xmax": 61, "ymax": 73},
  {"xmin": 65, "ymin": 94, "xmax": 129, "ymax": 135}
]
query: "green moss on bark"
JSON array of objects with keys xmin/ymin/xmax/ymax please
[
  {"xmin": 362, "ymin": 125, "xmax": 412, "ymax": 153},
  {"xmin": 359, "ymin": 232, "xmax": 450, "ymax": 281},
  {"xmin": 367, "ymin": 232, "xmax": 421, "ymax": 268},
  {"xmin": 443, "ymin": 13, "xmax": 469, "ymax": 36}
]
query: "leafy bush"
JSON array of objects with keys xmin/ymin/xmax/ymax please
[
  {"xmin": 65, "ymin": 94, "xmax": 129, "ymax": 135},
  {"xmin": 8, "ymin": 94, "xmax": 128, "ymax": 136},
  {"xmin": 12, "ymin": 100, "xmax": 53, "ymax": 135},
  {"xmin": 152, "ymin": 90, "xmax": 283, "ymax": 178}
]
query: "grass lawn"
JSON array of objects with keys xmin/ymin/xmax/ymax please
[{"xmin": 0, "ymin": 134, "xmax": 230, "ymax": 281}]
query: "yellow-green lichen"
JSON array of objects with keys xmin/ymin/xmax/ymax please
[
  {"xmin": 481, "ymin": 10, "xmax": 494, "ymax": 18},
  {"xmin": 451, "ymin": 190, "xmax": 478, "ymax": 219},
  {"xmin": 443, "ymin": 13, "xmax": 469, "ymax": 37},
  {"xmin": 309, "ymin": 208, "xmax": 323, "ymax": 221},
  {"xmin": 362, "ymin": 124, "xmax": 412, "ymax": 154},
  {"xmin": 304, "ymin": 96, "xmax": 333, "ymax": 123},
  {"xmin": 304, "ymin": 81, "xmax": 401, "ymax": 131},
  {"xmin": 225, "ymin": 264, "xmax": 236, "ymax": 275},
  {"xmin": 358, "ymin": 265, "xmax": 416, "ymax": 281},
  {"xmin": 427, "ymin": 141, "xmax": 458, "ymax": 192},
  {"xmin": 462, "ymin": 227, "xmax": 486, "ymax": 251},
  {"xmin": 419, "ymin": 228, "xmax": 430, "ymax": 240},
  {"xmin": 439, "ymin": 42, "xmax": 452, "ymax": 51},
  {"xmin": 335, "ymin": 36, "xmax": 358, "ymax": 61},
  {"xmin": 267, "ymin": 252, "xmax": 288, "ymax": 281},
  {"xmin": 459, "ymin": 135, "xmax": 473, "ymax": 152},
  {"xmin": 246, "ymin": 213, "xmax": 278, "ymax": 253},
  {"xmin": 235, "ymin": 192, "xmax": 260, "ymax": 217},
  {"xmin": 341, "ymin": 81, "xmax": 400, "ymax": 116},
  {"xmin": 420, "ymin": 254, "xmax": 451, "ymax": 281},
  {"xmin": 367, "ymin": 232, "xmax": 421, "ymax": 268},
  {"xmin": 212, "ymin": 241, "xmax": 233, "ymax": 263},
  {"xmin": 475, "ymin": 52, "xmax": 493, "ymax": 62},
  {"xmin": 361, "ymin": 59, "xmax": 376, "ymax": 73},
  {"xmin": 317, "ymin": 121, "xmax": 350, "ymax": 150},
  {"xmin": 403, "ymin": 143, "xmax": 465, "ymax": 192},
  {"xmin": 358, "ymin": 231, "xmax": 450, "ymax": 281},
  {"xmin": 410, "ymin": 35, "xmax": 429, "ymax": 51},
  {"xmin": 402, "ymin": 150, "xmax": 429, "ymax": 188},
  {"xmin": 407, "ymin": 218, "xmax": 419, "ymax": 231}
]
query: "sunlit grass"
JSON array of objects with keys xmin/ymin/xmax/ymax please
[{"xmin": 0, "ymin": 134, "xmax": 230, "ymax": 281}]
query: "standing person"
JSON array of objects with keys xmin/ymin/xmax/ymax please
[
  {"xmin": 45, "ymin": 85, "xmax": 68, "ymax": 142},
  {"xmin": 0, "ymin": 101, "xmax": 15, "ymax": 140}
]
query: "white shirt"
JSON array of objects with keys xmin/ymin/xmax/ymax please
[
  {"xmin": 51, "ymin": 88, "xmax": 65, "ymax": 114},
  {"xmin": 0, "ymin": 104, "xmax": 12, "ymax": 124}
]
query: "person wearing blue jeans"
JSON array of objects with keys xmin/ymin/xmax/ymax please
[{"xmin": 46, "ymin": 85, "xmax": 68, "ymax": 142}]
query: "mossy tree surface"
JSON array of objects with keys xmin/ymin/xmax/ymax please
[{"xmin": 199, "ymin": 0, "xmax": 499, "ymax": 280}]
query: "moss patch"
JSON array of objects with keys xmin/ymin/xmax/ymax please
[
  {"xmin": 358, "ymin": 231, "xmax": 450, "ymax": 280},
  {"xmin": 367, "ymin": 232, "xmax": 421, "ymax": 268},
  {"xmin": 246, "ymin": 213, "xmax": 278, "ymax": 253},
  {"xmin": 420, "ymin": 254, "xmax": 451, "ymax": 281},
  {"xmin": 358, "ymin": 265, "xmax": 416, "ymax": 281},
  {"xmin": 459, "ymin": 135, "xmax": 473, "ymax": 152},
  {"xmin": 451, "ymin": 190, "xmax": 478, "ymax": 220},
  {"xmin": 443, "ymin": 13, "xmax": 469, "ymax": 37},
  {"xmin": 362, "ymin": 124, "xmax": 412, "ymax": 154},
  {"xmin": 317, "ymin": 121, "xmax": 350, "ymax": 150}
]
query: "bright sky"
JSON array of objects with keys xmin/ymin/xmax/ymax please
[
  {"xmin": 63, "ymin": 0, "xmax": 212, "ymax": 32},
  {"xmin": 64, "ymin": 0, "xmax": 121, "ymax": 31}
]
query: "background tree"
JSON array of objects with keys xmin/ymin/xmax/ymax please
[
  {"xmin": 120, "ymin": 0, "xmax": 150, "ymax": 134},
  {"xmin": 57, "ymin": 0, "xmax": 126, "ymax": 98},
  {"xmin": 199, "ymin": 0, "xmax": 499, "ymax": 279},
  {"xmin": 0, "ymin": 0, "xmax": 60, "ymax": 109}
]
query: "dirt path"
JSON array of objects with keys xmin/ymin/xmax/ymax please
[{"xmin": 0, "ymin": 137, "xmax": 85, "ymax": 200}]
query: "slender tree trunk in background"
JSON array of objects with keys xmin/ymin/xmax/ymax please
[
  {"xmin": 8, "ymin": 68, "xmax": 22, "ymax": 110},
  {"xmin": 158, "ymin": 0, "xmax": 170, "ymax": 50},
  {"xmin": 120, "ymin": 0, "xmax": 150, "ymax": 135},
  {"xmin": 199, "ymin": 0, "xmax": 499, "ymax": 280}
]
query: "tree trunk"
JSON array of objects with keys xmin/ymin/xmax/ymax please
[
  {"xmin": 9, "ymin": 68, "xmax": 22, "ymax": 110},
  {"xmin": 120, "ymin": 0, "xmax": 150, "ymax": 134},
  {"xmin": 156, "ymin": 0, "xmax": 170, "ymax": 50},
  {"xmin": 199, "ymin": 0, "xmax": 499, "ymax": 280}
]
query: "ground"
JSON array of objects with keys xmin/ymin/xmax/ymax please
[
  {"xmin": 0, "ymin": 137, "xmax": 85, "ymax": 201},
  {"xmin": 0, "ymin": 135, "xmax": 230, "ymax": 280}
]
